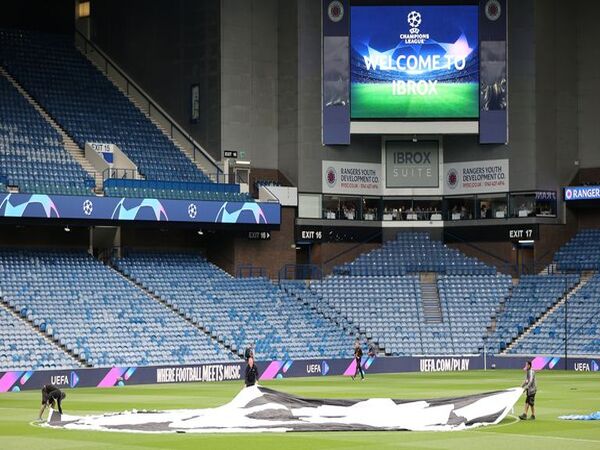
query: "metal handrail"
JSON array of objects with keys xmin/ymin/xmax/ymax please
[
  {"xmin": 278, "ymin": 264, "xmax": 323, "ymax": 282},
  {"xmin": 102, "ymin": 168, "xmax": 138, "ymax": 180},
  {"xmin": 73, "ymin": 30, "xmax": 222, "ymax": 178},
  {"xmin": 236, "ymin": 265, "xmax": 268, "ymax": 278}
]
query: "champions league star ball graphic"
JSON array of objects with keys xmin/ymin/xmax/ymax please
[
  {"xmin": 187, "ymin": 203, "xmax": 197, "ymax": 219},
  {"xmin": 82, "ymin": 199, "xmax": 93, "ymax": 216},
  {"xmin": 407, "ymin": 11, "xmax": 422, "ymax": 29}
]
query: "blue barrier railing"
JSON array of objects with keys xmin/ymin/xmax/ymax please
[{"xmin": 103, "ymin": 177, "xmax": 241, "ymax": 194}]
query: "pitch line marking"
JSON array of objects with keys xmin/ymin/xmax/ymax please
[{"xmin": 481, "ymin": 431, "xmax": 600, "ymax": 444}]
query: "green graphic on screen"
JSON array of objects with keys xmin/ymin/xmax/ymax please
[{"xmin": 351, "ymin": 5, "xmax": 479, "ymax": 119}]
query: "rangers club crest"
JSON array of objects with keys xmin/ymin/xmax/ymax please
[
  {"xmin": 327, "ymin": 1, "xmax": 344, "ymax": 23},
  {"xmin": 326, "ymin": 167, "xmax": 337, "ymax": 188},
  {"xmin": 485, "ymin": 0, "xmax": 501, "ymax": 21},
  {"xmin": 446, "ymin": 168, "xmax": 458, "ymax": 190}
]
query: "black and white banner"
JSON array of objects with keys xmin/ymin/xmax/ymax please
[{"xmin": 47, "ymin": 385, "xmax": 522, "ymax": 433}]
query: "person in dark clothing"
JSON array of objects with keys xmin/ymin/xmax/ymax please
[
  {"xmin": 245, "ymin": 356, "xmax": 260, "ymax": 387},
  {"xmin": 351, "ymin": 340, "xmax": 365, "ymax": 381},
  {"xmin": 38, "ymin": 384, "xmax": 66, "ymax": 420}
]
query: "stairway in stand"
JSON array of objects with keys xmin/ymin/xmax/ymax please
[
  {"xmin": 0, "ymin": 65, "xmax": 104, "ymax": 193},
  {"xmin": 420, "ymin": 272, "xmax": 442, "ymax": 324}
]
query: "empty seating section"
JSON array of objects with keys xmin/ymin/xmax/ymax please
[
  {"xmin": 309, "ymin": 276, "xmax": 424, "ymax": 355},
  {"xmin": 0, "ymin": 29, "xmax": 210, "ymax": 185},
  {"xmin": 104, "ymin": 178, "xmax": 253, "ymax": 203},
  {"xmin": 335, "ymin": 232, "xmax": 495, "ymax": 276},
  {"xmin": 509, "ymin": 275, "xmax": 600, "ymax": 356},
  {"xmin": 310, "ymin": 233, "xmax": 508, "ymax": 355},
  {"xmin": 307, "ymin": 272, "xmax": 511, "ymax": 356},
  {"xmin": 439, "ymin": 275, "xmax": 512, "ymax": 354},
  {"xmin": 113, "ymin": 253, "xmax": 351, "ymax": 360},
  {"xmin": 490, "ymin": 274, "xmax": 579, "ymax": 353},
  {"xmin": 0, "ymin": 308, "xmax": 80, "ymax": 371},
  {"xmin": 0, "ymin": 249, "xmax": 234, "ymax": 368},
  {"xmin": 3, "ymin": 229, "xmax": 599, "ymax": 372},
  {"xmin": 555, "ymin": 229, "xmax": 600, "ymax": 271},
  {"xmin": 0, "ymin": 75, "xmax": 94, "ymax": 195},
  {"xmin": 279, "ymin": 280, "xmax": 360, "ymax": 338}
]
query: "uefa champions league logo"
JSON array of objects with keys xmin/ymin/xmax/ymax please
[
  {"xmin": 187, "ymin": 203, "xmax": 197, "ymax": 219},
  {"xmin": 407, "ymin": 11, "xmax": 422, "ymax": 34},
  {"xmin": 82, "ymin": 199, "xmax": 93, "ymax": 216}
]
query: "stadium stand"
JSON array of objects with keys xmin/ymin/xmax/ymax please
[
  {"xmin": 278, "ymin": 280, "xmax": 362, "ymax": 341},
  {"xmin": 308, "ymin": 275, "xmax": 425, "ymax": 355},
  {"xmin": 0, "ymin": 29, "xmax": 220, "ymax": 194},
  {"xmin": 103, "ymin": 179, "xmax": 253, "ymax": 202},
  {"xmin": 113, "ymin": 252, "xmax": 352, "ymax": 361},
  {"xmin": 509, "ymin": 274, "xmax": 600, "ymax": 356},
  {"xmin": 0, "ymin": 307, "xmax": 80, "ymax": 371},
  {"xmin": 305, "ymin": 273, "xmax": 511, "ymax": 356},
  {"xmin": 554, "ymin": 229, "xmax": 600, "ymax": 271},
  {"xmin": 334, "ymin": 232, "xmax": 495, "ymax": 276},
  {"xmin": 439, "ymin": 274, "xmax": 512, "ymax": 354},
  {"xmin": 0, "ymin": 75, "xmax": 94, "ymax": 196},
  {"xmin": 0, "ymin": 249, "xmax": 236, "ymax": 367},
  {"xmin": 289, "ymin": 233, "xmax": 511, "ymax": 356},
  {"xmin": 489, "ymin": 274, "xmax": 580, "ymax": 353}
]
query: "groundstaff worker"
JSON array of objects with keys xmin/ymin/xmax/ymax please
[
  {"xmin": 351, "ymin": 339, "xmax": 365, "ymax": 381},
  {"xmin": 519, "ymin": 360, "xmax": 537, "ymax": 420},
  {"xmin": 38, "ymin": 384, "xmax": 66, "ymax": 420},
  {"xmin": 245, "ymin": 356, "xmax": 260, "ymax": 387}
]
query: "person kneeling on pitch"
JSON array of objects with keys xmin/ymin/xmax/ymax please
[
  {"xmin": 38, "ymin": 384, "xmax": 66, "ymax": 421},
  {"xmin": 519, "ymin": 360, "xmax": 537, "ymax": 420},
  {"xmin": 245, "ymin": 356, "xmax": 260, "ymax": 387}
]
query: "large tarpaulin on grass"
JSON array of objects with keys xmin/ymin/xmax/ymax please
[{"xmin": 46, "ymin": 385, "xmax": 522, "ymax": 433}]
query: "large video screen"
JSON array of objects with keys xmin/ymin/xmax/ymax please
[{"xmin": 351, "ymin": 4, "xmax": 479, "ymax": 119}]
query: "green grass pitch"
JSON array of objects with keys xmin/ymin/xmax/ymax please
[
  {"xmin": 351, "ymin": 82, "xmax": 479, "ymax": 119},
  {"xmin": 1, "ymin": 370, "xmax": 599, "ymax": 449}
]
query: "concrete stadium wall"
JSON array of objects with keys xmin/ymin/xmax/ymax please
[
  {"xmin": 0, "ymin": 224, "xmax": 88, "ymax": 249},
  {"xmin": 0, "ymin": 0, "xmax": 74, "ymax": 34},
  {"xmin": 91, "ymin": 0, "xmax": 222, "ymax": 159},
  {"xmin": 86, "ymin": 0, "xmax": 600, "ymax": 191},
  {"xmin": 229, "ymin": 207, "xmax": 297, "ymax": 278},
  {"xmin": 289, "ymin": 0, "xmax": 587, "ymax": 196},
  {"xmin": 576, "ymin": 3, "xmax": 600, "ymax": 170},
  {"xmin": 220, "ymin": 0, "xmax": 279, "ymax": 170}
]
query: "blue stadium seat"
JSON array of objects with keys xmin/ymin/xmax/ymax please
[
  {"xmin": 113, "ymin": 252, "xmax": 354, "ymax": 361},
  {"xmin": 0, "ymin": 249, "xmax": 237, "ymax": 368},
  {"xmin": 0, "ymin": 75, "xmax": 94, "ymax": 195}
]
